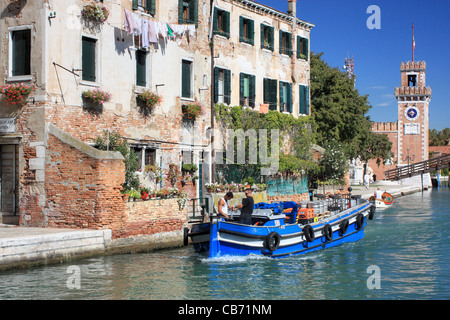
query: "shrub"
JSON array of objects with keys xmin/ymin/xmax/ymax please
[
  {"xmin": 0, "ymin": 83, "xmax": 34, "ymax": 105},
  {"xmin": 81, "ymin": 4, "xmax": 109, "ymax": 23},
  {"xmin": 82, "ymin": 88, "xmax": 112, "ymax": 105}
]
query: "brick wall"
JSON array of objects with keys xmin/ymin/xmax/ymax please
[
  {"xmin": 43, "ymin": 128, "xmax": 125, "ymax": 231},
  {"xmin": 369, "ymin": 122, "xmax": 399, "ymax": 180},
  {"xmin": 121, "ymin": 199, "xmax": 187, "ymax": 238}
]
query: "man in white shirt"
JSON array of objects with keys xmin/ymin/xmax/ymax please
[{"xmin": 375, "ymin": 187, "xmax": 383, "ymax": 200}]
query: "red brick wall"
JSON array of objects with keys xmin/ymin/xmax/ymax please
[
  {"xmin": 369, "ymin": 122, "xmax": 399, "ymax": 180},
  {"xmin": 43, "ymin": 132, "xmax": 125, "ymax": 230}
]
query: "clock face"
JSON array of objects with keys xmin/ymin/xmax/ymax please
[{"xmin": 405, "ymin": 106, "xmax": 419, "ymax": 121}]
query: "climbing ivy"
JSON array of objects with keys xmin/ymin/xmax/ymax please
[{"xmin": 214, "ymin": 104, "xmax": 318, "ymax": 182}]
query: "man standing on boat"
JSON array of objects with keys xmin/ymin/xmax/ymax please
[
  {"xmin": 374, "ymin": 188, "xmax": 383, "ymax": 200},
  {"xmin": 218, "ymin": 192, "xmax": 234, "ymax": 220},
  {"xmin": 233, "ymin": 187, "xmax": 254, "ymax": 225}
]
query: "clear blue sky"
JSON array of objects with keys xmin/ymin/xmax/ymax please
[{"xmin": 256, "ymin": 0, "xmax": 450, "ymax": 131}]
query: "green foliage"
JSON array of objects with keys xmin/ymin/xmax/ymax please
[
  {"xmin": 320, "ymin": 140, "xmax": 349, "ymax": 182},
  {"xmin": 310, "ymin": 52, "xmax": 392, "ymax": 164},
  {"xmin": 182, "ymin": 163, "xmax": 198, "ymax": 173},
  {"xmin": 214, "ymin": 104, "xmax": 317, "ymax": 179},
  {"xmin": 95, "ymin": 131, "xmax": 139, "ymax": 190},
  {"xmin": 429, "ymin": 128, "xmax": 450, "ymax": 146}
]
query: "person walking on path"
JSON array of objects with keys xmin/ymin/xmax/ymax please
[{"xmin": 364, "ymin": 173, "xmax": 370, "ymax": 190}]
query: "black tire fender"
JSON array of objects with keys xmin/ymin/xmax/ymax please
[
  {"xmin": 323, "ymin": 224, "xmax": 333, "ymax": 241},
  {"xmin": 368, "ymin": 206, "xmax": 375, "ymax": 220},
  {"xmin": 355, "ymin": 213, "xmax": 365, "ymax": 230},
  {"xmin": 265, "ymin": 232, "xmax": 281, "ymax": 251},
  {"xmin": 303, "ymin": 225, "xmax": 315, "ymax": 242},
  {"xmin": 339, "ymin": 219, "xmax": 349, "ymax": 236}
]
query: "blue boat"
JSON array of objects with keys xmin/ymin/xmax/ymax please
[{"xmin": 186, "ymin": 196, "xmax": 375, "ymax": 258}]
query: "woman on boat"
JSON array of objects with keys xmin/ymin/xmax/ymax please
[{"xmin": 218, "ymin": 192, "xmax": 234, "ymax": 220}]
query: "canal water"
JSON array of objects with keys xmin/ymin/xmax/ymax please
[{"xmin": 0, "ymin": 188, "xmax": 449, "ymax": 300}]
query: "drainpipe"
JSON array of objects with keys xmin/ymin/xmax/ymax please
[
  {"xmin": 288, "ymin": 0, "xmax": 297, "ymax": 84},
  {"xmin": 210, "ymin": 0, "xmax": 215, "ymax": 183}
]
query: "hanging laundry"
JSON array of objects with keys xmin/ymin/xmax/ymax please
[
  {"xmin": 167, "ymin": 23, "xmax": 174, "ymax": 37},
  {"xmin": 132, "ymin": 13, "xmax": 142, "ymax": 35},
  {"xmin": 124, "ymin": 9, "xmax": 139, "ymax": 35},
  {"xmin": 142, "ymin": 19, "xmax": 149, "ymax": 48},
  {"xmin": 148, "ymin": 20, "xmax": 158, "ymax": 43}
]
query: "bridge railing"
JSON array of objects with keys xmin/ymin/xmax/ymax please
[{"xmin": 385, "ymin": 153, "xmax": 450, "ymax": 181}]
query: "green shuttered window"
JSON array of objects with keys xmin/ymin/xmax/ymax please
[
  {"xmin": 279, "ymin": 30, "xmax": 292, "ymax": 56},
  {"xmin": 133, "ymin": 0, "xmax": 156, "ymax": 15},
  {"xmin": 214, "ymin": 67, "xmax": 231, "ymax": 105},
  {"xmin": 136, "ymin": 50, "xmax": 147, "ymax": 87},
  {"xmin": 179, "ymin": 0, "xmax": 198, "ymax": 26},
  {"xmin": 182, "ymin": 60, "xmax": 192, "ymax": 99},
  {"xmin": 213, "ymin": 8, "xmax": 230, "ymax": 38},
  {"xmin": 279, "ymin": 82, "xmax": 292, "ymax": 113},
  {"xmin": 263, "ymin": 78, "xmax": 277, "ymax": 111},
  {"xmin": 239, "ymin": 16, "xmax": 254, "ymax": 45},
  {"xmin": 11, "ymin": 29, "xmax": 31, "ymax": 77},
  {"xmin": 260, "ymin": 24, "xmax": 274, "ymax": 51},
  {"xmin": 299, "ymin": 85, "xmax": 310, "ymax": 115},
  {"xmin": 240, "ymin": 73, "xmax": 255, "ymax": 108},
  {"xmin": 82, "ymin": 37, "xmax": 96, "ymax": 82},
  {"xmin": 297, "ymin": 36, "xmax": 309, "ymax": 60}
]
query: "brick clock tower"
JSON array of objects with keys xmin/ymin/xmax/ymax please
[{"xmin": 395, "ymin": 60, "xmax": 432, "ymax": 166}]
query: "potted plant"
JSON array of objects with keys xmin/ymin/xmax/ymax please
[
  {"xmin": 129, "ymin": 189, "xmax": 141, "ymax": 202},
  {"xmin": 177, "ymin": 191, "xmax": 190, "ymax": 211},
  {"xmin": 137, "ymin": 90, "xmax": 162, "ymax": 109},
  {"xmin": 0, "ymin": 83, "xmax": 34, "ymax": 105},
  {"xmin": 167, "ymin": 163, "xmax": 181, "ymax": 186},
  {"xmin": 81, "ymin": 3, "xmax": 110, "ymax": 23},
  {"xmin": 82, "ymin": 88, "xmax": 112, "ymax": 105},
  {"xmin": 182, "ymin": 103, "xmax": 204, "ymax": 121}
]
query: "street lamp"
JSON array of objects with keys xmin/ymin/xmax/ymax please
[
  {"xmin": 401, "ymin": 148, "xmax": 416, "ymax": 175},
  {"xmin": 401, "ymin": 148, "xmax": 416, "ymax": 167}
]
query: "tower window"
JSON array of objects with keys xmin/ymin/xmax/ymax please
[{"xmin": 408, "ymin": 75, "xmax": 417, "ymax": 87}]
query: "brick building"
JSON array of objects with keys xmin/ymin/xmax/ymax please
[
  {"xmin": 368, "ymin": 60, "xmax": 432, "ymax": 184},
  {"xmin": 0, "ymin": 0, "xmax": 313, "ymax": 233}
]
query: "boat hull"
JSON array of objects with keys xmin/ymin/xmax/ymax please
[{"xmin": 189, "ymin": 200, "xmax": 373, "ymax": 259}]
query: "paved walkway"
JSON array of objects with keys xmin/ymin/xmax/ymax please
[{"xmin": 347, "ymin": 180, "xmax": 429, "ymax": 199}]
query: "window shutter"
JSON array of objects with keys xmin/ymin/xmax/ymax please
[
  {"xmin": 299, "ymin": 85, "xmax": 306, "ymax": 114},
  {"xmin": 303, "ymin": 38, "xmax": 309, "ymax": 61},
  {"xmin": 263, "ymin": 78, "xmax": 268, "ymax": 106},
  {"xmin": 250, "ymin": 75, "xmax": 255, "ymax": 108},
  {"xmin": 224, "ymin": 11, "xmax": 230, "ymax": 38},
  {"xmin": 12, "ymin": 30, "xmax": 31, "ymax": 77},
  {"xmin": 82, "ymin": 37, "xmax": 96, "ymax": 82},
  {"xmin": 182, "ymin": 60, "xmax": 191, "ymax": 98},
  {"xmin": 260, "ymin": 24, "xmax": 265, "ymax": 49},
  {"xmin": 279, "ymin": 31, "xmax": 283, "ymax": 54},
  {"xmin": 297, "ymin": 36, "xmax": 300, "ymax": 59},
  {"xmin": 136, "ymin": 50, "xmax": 146, "ymax": 87},
  {"xmin": 132, "ymin": 0, "xmax": 138, "ymax": 10},
  {"xmin": 288, "ymin": 83, "xmax": 293, "ymax": 113},
  {"xmin": 306, "ymin": 85, "xmax": 310, "ymax": 114},
  {"xmin": 178, "ymin": 0, "xmax": 183, "ymax": 23},
  {"xmin": 240, "ymin": 73, "xmax": 245, "ymax": 106},
  {"xmin": 214, "ymin": 67, "xmax": 219, "ymax": 103},
  {"xmin": 269, "ymin": 79, "xmax": 277, "ymax": 111},
  {"xmin": 213, "ymin": 8, "xmax": 218, "ymax": 33},
  {"xmin": 249, "ymin": 20, "xmax": 254, "ymax": 45},
  {"xmin": 287, "ymin": 33, "xmax": 292, "ymax": 56},
  {"xmin": 146, "ymin": 0, "xmax": 156, "ymax": 15},
  {"xmin": 279, "ymin": 82, "xmax": 284, "ymax": 112},
  {"xmin": 224, "ymin": 69, "xmax": 231, "ymax": 105},
  {"xmin": 191, "ymin": 0, "xmax": 198, "ymax": 26},
  {"xmin": 239, "ymin": 16, "xmax": 244, "ymax": 42},
  {"xmin": 269, "ymin": 26, "xmax": 274, "ymax": 51}
]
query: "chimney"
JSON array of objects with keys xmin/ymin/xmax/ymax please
[{"xmin": 288, "ymin": 0, "xmax": 297, "ymax": 16}]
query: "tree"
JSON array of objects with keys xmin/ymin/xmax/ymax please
[
  {"xmin": 310, "ymin": 52, "xmax": 392, "ymax": 165},
  {"xmin": 430, "ymin": 128, "xmax": 450, "ymax": 146}
]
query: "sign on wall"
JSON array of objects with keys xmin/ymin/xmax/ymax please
[
  {"xmin": 0, "ymin": 118, "xmax": 15, "ymax": 134},
  {"xmin": 404, "ymin": 123, "xmax": 420, "ymax": 135}
]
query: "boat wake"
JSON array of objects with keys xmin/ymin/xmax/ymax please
[{"xmin": 201, "ymin": 254, "xmax": 271, "ymax": 264}]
